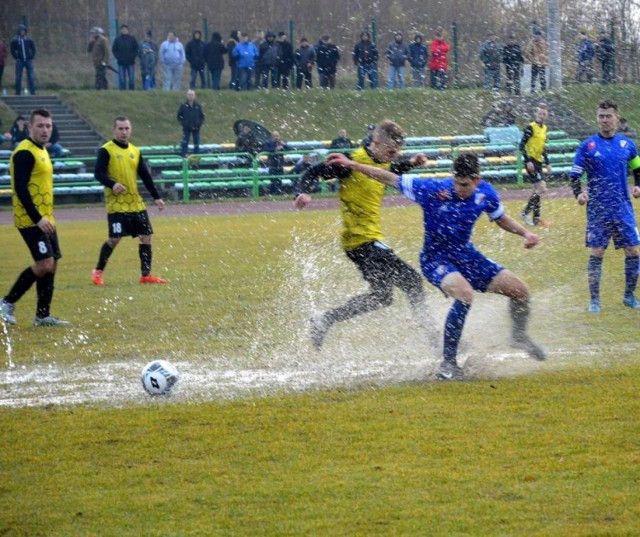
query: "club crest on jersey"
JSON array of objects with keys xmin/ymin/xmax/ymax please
[
  {"xmin": 620, "ymin": 140, "xmax": 628, "ymax": 148},
  {"xmin": 437, "ymin": 189, "xmax": 450, "ymax": 201},
  {"xmin": 588, "ymin": 141, "xmax": 596, "ymax": 151},
  {"xmin": 129, "ymin": 153, "xmax": 136, "ymax": 159},
  {"xmin": 474, "ymin": 192, "xmax": 486, "ymax": 205}
]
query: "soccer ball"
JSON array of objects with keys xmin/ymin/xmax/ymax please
[{"xmin": 141, "ymin": 360, "xmax": 179, "ymax": 396}]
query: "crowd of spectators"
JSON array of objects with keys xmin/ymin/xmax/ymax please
[{"xmin": 0, "ymin": 22, "xmax": 627, "ymax": 96}]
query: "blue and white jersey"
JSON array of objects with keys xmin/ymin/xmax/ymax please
[
  {"xmin": 397, "ymin": 175, "xmax": 505, "ymax": 253},
  {"xmin": 570, "ymin": 133, "xmax": 638, "ymax": 220}
]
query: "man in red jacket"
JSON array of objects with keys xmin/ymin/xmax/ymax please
[{"xmin": 429, "ymin": 27, "xmax": 450, "ymax": 90}]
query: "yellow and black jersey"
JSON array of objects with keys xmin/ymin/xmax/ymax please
[
  {"xmin": 519, "ymin": 122, "xmax": 549, "ymax": 164},
  {"xmin": 339, "ymin": 146, "xmax": 391, "ymax": 251},
  {"xmin": 95, "ymin": 140, "xmax": 156, "ymax": 214},
  {"xmin": 10, "ymin": 138, "xmax": 54, "ymax": 229}
]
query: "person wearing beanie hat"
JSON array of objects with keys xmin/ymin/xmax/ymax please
[
  {"xmin": 138, "ymin": 30, "xmax": 158, "ymax": 90},
  {"xmin": 10, "ymin": 24, "xmax": 36, "ymax": 95},
  {"xmin": 408, "ymin": 32, "xmax": 428, "ymax": 87},
  {"xmin": 353, "ymin": 30, "xmax": 378, "ymax": 90},
  {"xmin": 385, "ymin": 31, "xmax": 409, "ymax": 90},
  {"xmin": 479, "ymin": 30, "xmax": 502, "ymax": 90}
]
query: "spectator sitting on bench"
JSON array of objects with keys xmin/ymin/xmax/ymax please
[
  {"xmin": 235, "ymin": 124, "xmax": 261, "ymax": 156},
  {"xmin": 262, "ymin": 130, "xmax": 291, "ymax": 195},
  {"xmin": 481, "ymin": 101, "xmax": 516, "ymax": 127},
  {"xmin": 618, "ymin": 117, "xmax": 637, "ymax": 139},
  {"xmin": 10, "ymin": 115, "xmax": 28, "ymax": 148},
  {"xmin": 45, "ymin": 122, "xmax": 64, "ymax": 159}
]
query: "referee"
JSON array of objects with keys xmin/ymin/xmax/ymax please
[
  {"xmin": 91, "ymin": 116, "xmax": 167, "ymax": 286},
  {"xmin": 0, "ymin": 109, "xmax": 71, "ymax": 327}
]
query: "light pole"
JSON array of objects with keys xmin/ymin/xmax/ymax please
[{"xmin": 547, "ymin": 0, "xmax": 562, "ymax": 88}]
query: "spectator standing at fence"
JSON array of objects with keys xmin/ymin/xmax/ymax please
[
  {"xmin": 91, "ymin": 116, "xmax": 167, "ymax": 287},
  {"xmin": 575, "ymin": 30, "xmax": 595, "ymax": 83},
  {"xmin": 227, "ymin": 30, "xmax": 240, "ymax": 90},
  {"xmin": 10, "ymin": 24, "xmax": 36, "ymax": 95},
  {"xmin": 502, "ymin": 33, "xmax": 524, "ymax": 96},
  {"xmin": 204, "ymin": 32, "xmax": 227, "ymax": 91},
  {"xmin": 88, "ymin": 26, "xmax": 110, "ymax": 91},
  {"xmin": 233, "ymin": 32, "xmax": 259, "ymax": 91},
  {"xmin": 596, "ymin": 31, "xmax": 615, "ymax": 84},
  {"xmin": 277, "ymin": 32, "xmax": 294, "ymax": 89},
  {"xmin": 177, "ymin": 89, "xmax": 204, "ymax": 158},
  {"xmin": 262, "ymin": 130, "xmax": 290, "ymax": 195},
  {"xmin": 353, "ymin": 31, "xmax": 378, "ymax": 90},
  {"xmin": 408, "ymin": 33, "xmax": 428, "ymax": 87},
  {"xmin": 295, "ymin": 37, "xmax": 315, "ymax": 89},
  {"xmin": 316, "ymin": 35, "xmax": 340, "ymax": 89},
  {"xmin": 430, "ymin": 27, "xmax": 450, "ymax": 90},
  {"xmin": 480, "ymin": 31, "xmax": 502, "ymax": 91},
  {"xmin": 569, "ymin": 100, "xmax": 640, "ymax": 313},
  {"xmin": 139, "ymin": 31, "xmax": 158, "ymax": 90},
  {"xmin": 186, "ymin": 30, "xmax": 206, "ymax": 90},
  {"xmin": 0, "ymin": 34, "xmax": 8, "ymax": 92},
  {"xmin": 520, "ymin": 103, "xmax": 551, "ymax": 228},
  {"xmin": 0, "ymin": 109, "xmax": 71, "ymax": 327},
  {"xmin": 159, "ymin": 32, "xmax": 185, "ymax": 91},
  {"xmin": 259, "ymin": 32, "xmax": 280, "ymax": 89},
  {"xmin": 386, "ymin": 31, "xmax": 409, "ymax": 90},
  {"xmin": 112, "ymin": 24, "xmax": 138, "ymax": 91},
  {"xmin": 10, "ymin": 116, "xmax": 29, "ymax": 148},
  {"xmin": 524, "ymin": 30, "xmax": 547, "ymax": 93}
]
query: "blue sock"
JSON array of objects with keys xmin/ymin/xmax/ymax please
[
  {"xmin": 443, "ymin": 300, "xmax": 471, "ymax": 364},
  {"xmin": 624, "ymin": 255, "xmax": 639, "ymax": 297},
  {"xmin": 588, "ymin": 256, "xmax": 603, "ymax": 301}
]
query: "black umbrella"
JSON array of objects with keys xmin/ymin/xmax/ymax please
[{"xmin": 233, "ymin": 120, "xmax": 272, "ymax": 146}]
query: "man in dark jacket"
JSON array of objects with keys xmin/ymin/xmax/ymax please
[
  {"xmin": 177, "ymin": 89, "xmax": 205, "ymax": 158},
  {"xmin": 502, "ymin": 33, "xmax": 524, "ymax": 95},
  {"xmin": 259, "ymin": 32, "xmax": 280, "ymax": 88},
  {"xmin": 139, "ymin": 30, "xmax": 158, "ymax": 90},
  {"xmin": 408, "ymin": 33, "xmax": 428, "ymax": 87},
  {"xmin": 10, "ymin": 24, "xmax": 36, "ymax": 95},
  {"xmin": 186, "ymin": 30, "xmax": 206, "ymax": 89},
  {"xmin": 111, "ymin": 24, "xmax": 138, "ymax": 90},
  {"xmin": 226, "ymin": 30, "xmax": 239, "ymax": 90},
  {"xmin": 480, "ymin": 31, "xmax": 502, "ymax": 90},
  {"xmin": 277, "ymin": 32, "xmax": 294, "ymax": 89},
  {"xmin": 295, "ymin": 38, "xmax": 315, "ymax": 89},
  {"xmin": 316, "ymin": 35, "xmax": 340, "ymax": 89},
  {"xmin": 353, "ymin": 31, "xmax": 378, "ymax": 90},
  {"xmin": 386, "ymin": 31, "xmax": 409, "ymax": 90},
  {"xmin": 596, "ymin": 31, "xmax": 615, "ymax": 84},
  {"xmin": 204, "ymin": 32, "xmax": 227, "ymax": 90}
]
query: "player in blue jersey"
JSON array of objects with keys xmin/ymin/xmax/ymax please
[
  {"xmin": 569, "ymin": 99, "xmax": 640, "ymax": 313},
  {"xmin": 326, "ymin": 151, "xmax": 546, "ymax": 380}
]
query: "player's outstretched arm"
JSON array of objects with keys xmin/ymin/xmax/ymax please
[
  {"xmin": 325, "ymin": 153, "xmax": 399, "ymax": 186},
  {"xmin": 495, "ymin": 213, "xmax": 540, "ymax": 249}
]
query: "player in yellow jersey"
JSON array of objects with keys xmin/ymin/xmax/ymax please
[
  {"xmin": 294, "ymin": 120, "xmax": 436, "ymax": 350},
  {"xmin": 0, "ymin": 109, "xmax": 71, "ymax": 327},
  {"xmin": 91, "ymin": 116, "xmax": 167, "ymax": 286},
  {"xmin": 519, "ymin": 103, "xmax": 551, "ymax": 227}
]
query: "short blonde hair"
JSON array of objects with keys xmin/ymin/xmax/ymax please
[{"xmin": 374, "ymin": 119, "xmax": 405, "ymax": 146}]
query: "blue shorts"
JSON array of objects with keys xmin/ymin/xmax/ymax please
[
  {"xmin": 420, "ymin": 244, "xmax": 504, "ymax": 293},
  {"xmin": 586, "ymin": 217, "xmax": 640, "ymax": 249}
]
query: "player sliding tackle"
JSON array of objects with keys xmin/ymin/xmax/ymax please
[{"xmin": 325, "ymin": 151, "xmax": 547, "ymax": 381}]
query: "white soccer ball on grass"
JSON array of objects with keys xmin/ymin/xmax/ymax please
[{"xmin": 141, "ymin": 360, "xmax": 179, "ymax": 396}]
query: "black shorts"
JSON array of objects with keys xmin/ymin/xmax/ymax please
[
  {"xmin": 526, "ymin": 160, "xmax": 544, "ymax": 183},
  {"xmin": 107, "ymin": 211, "xmax": 154, "ymax": 238},
  {"xmin": 19, "ymin": 226, "xmax": 62, "ymax": 261},
  {"xmin": 346, "ymin": 240, "xmax": 421, "ymax": 290}
]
